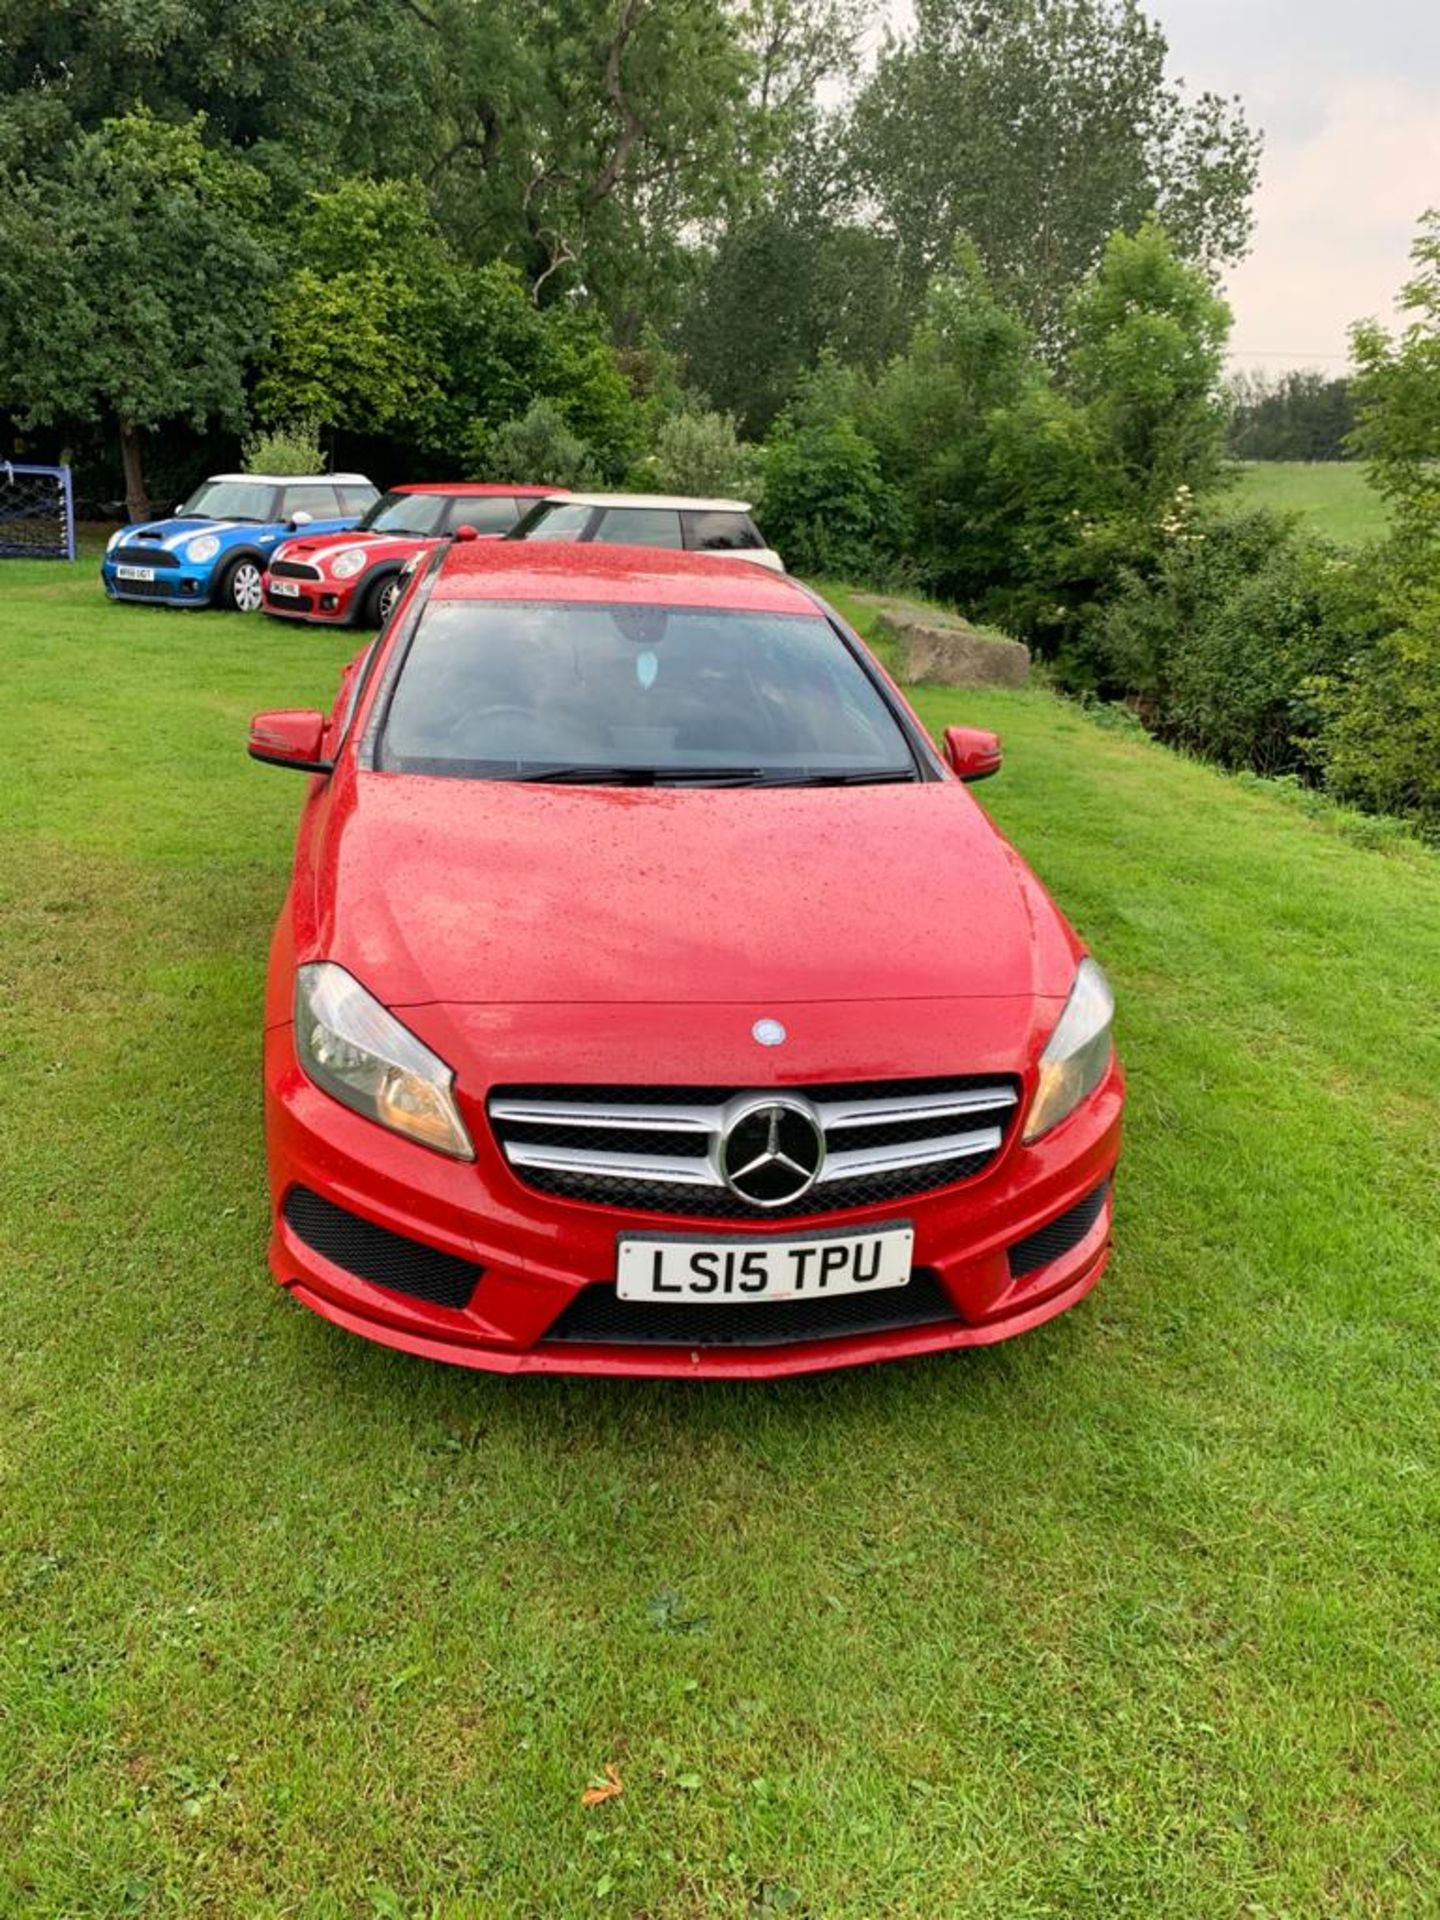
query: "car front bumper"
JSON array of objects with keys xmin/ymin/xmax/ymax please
[
  {"xmin": 261, "ymin": 576, "xmax": 362, "ymax": 624},
  {"xmin": 101, "ymin": 559, "xmax": 214, "ymax": 606},
  {"xmin": 263, "ymin": 1019, "xmax": 1125, "ymax": 1379}
]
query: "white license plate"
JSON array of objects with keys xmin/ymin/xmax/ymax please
[
  {"xmin": 115, "ymin": 564, "xmax": 154, "ymax": 582},
  {"xmin": 617, "ymin": 1226, "xmax": 914, "ymax": 1303},
  {"xmin": 268, "ymin": 580, "xmax": 301, "ymax": 598}
]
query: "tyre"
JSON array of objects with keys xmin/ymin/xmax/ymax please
[
  {"xmin": 217, "ymin": 556, "xmax": 264, "ymax": 613},
  {"xmin": 361, "ymin": 572, "xmax": 403, "ymax": 628}
]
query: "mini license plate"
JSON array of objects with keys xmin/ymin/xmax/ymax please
[
  {"xmin": 268, "ymin": 579, "xmax": 301, "ymax": 598},
  {"xmin": 616, "ymin": 1226, "xmax": 914, "ymax": 1304},
  {"xmin": 115, "ymin": 565, "xmax": 155, "ymax": 582}
]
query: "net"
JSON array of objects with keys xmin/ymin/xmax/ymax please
[{"xmin": 0, "ymin": 462, "xmax": 76, "ymax": 561}]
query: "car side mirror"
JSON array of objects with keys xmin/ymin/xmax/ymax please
[
  {"xmin": 288, "ymin": 510, "xmax": 314, "ymax": 530},
  {"xmin": 452, "ymin": 523, "xmax": 478, "ymax": 542},
  {"xmin": 248, "ymin": 709, "xmax": 332, "ymax": 774},
  {"xmin": 942, "ymin": 725, "xmax": 1002, "ymax": 783}
]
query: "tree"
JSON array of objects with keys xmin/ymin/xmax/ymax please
[
  {"xmin": 0, "ymin": 109, "xmax": 275, "ymax": 518},
  {"xmin": 1350, "ymin": 210, "xmax": 1440, "ymax": 539},
  {"xmin": 1226, "ymin": 369, "xmax": 1356, "ymax": 462},
  {"xmin": 1066, "ymin": 218, "xmax": 1231, "ymax": 518},
  {"xmin": 847, "ymin": 0, "xmax": 1260, "ymax": 350}
]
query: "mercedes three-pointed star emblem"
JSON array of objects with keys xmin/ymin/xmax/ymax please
[{"xmin": 718, "ymin": 1095, "xmax": 826, "ymax": 1208}]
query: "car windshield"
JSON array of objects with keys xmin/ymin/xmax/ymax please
[
  {"xmin": 360, "ymin": 491, "xmax": 451, "ymax": 537},
  {"xmin": 376, "ymin": 601, "xmax": 918, "ymax": 785},
  {"xmin": 179, "ymin": 480, "xmax": 280, "ymax": 524}
]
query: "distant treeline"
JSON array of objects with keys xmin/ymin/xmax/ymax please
[{"xmin": 1226, "ymin": 369, "xmax": 1356, "ymax": 462}]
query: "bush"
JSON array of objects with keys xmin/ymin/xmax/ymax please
[
  {"xmin": 1308, "ymin": 562, "xmax": 1440, "ymax": 836},
  {"xmin": 480, "ymin": 399, "xmax": 601, "ymax": 489},
  {"xmin": 761, "ymin": 416, "xmax": 903, "ymax": 579},
  {"xmin": 1090, "ymin": 510, "xmax": 1374, "ymax": 774},
  {"xmin": 646, "ymin": 409, "xmax": 762, "ymax": 501},
  {"xmin": 241, "ymin": 419, "xmax": 325, "ymax": 476}
]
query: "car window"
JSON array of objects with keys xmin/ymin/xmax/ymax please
[
  {"xmin": 362, "ymin": 491, "xmax": 450, "ymax": 537},
  {"xmin": 592, "ymin": 508, "xmax": 684, "ymax": 549},
  {"xmin": 282, "ymin": 484, "xmax": 341, "ymax": 519},
  {"xmin": 338, "ymin": 484, "xmax": 378, "ymax": 515},
  {"xmin": 178, "ymin": 480, "xmax": 280, "ymax": 523},
  {"xmin": 511, "ymin": 501, "xmax": 594, "ymax": 542},
  {"xmin": 445, "ymin": 495, "xmax": 520, "ymax": 535},
  {"xmin": 377, "ymin": 600, "xmax": 916, "ymax": 784},
  {"xmin": 683, "ymin": 511, "xmax": 764, "ymax": 552}
]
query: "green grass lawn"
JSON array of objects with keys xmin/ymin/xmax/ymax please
[
  {"xmin": 4, "ymin": 556, "xmax": 1440, "ymax": 1918},
  {"xmin": 1231, "ymin": 462, "xmax": 1391, "ymax": 544}
]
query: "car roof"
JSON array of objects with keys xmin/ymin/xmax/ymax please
[
  {"xmin": 394, "ymin": 482, "xmax": 557, "ymax": 497},
  {"xmin": 538, "ymin": 492, "xmax": 754, "ymax": 513},
  {"xmin": 432, "ymin": 540, "xmax": 810, "ymax": 613},
  {"xmin": 206, "ymin": 472, "xmax": 374, "ymax": 486}
]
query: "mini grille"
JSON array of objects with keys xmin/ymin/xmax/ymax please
[
  {"xmin": 488, "ymin": 1076, "xmax": 1019, "ymax": 1222},
  {"xmin": 115, "ymin": 545, "xmax": 180, "ymax": 569},
  {"xmin": 270, "ymin": 558, "xmax": 322, "ymax": 581},
  {"xmin": 111, "ymin": 576, "xmax": 181, "ymax": 598},
  {"xmin": 1008, "ymin": 1182, "xmax": 1110, "ymax": 1279},
  {"xmin": 544, "ymin": 1270, "xmax": 959, "ymax": 1348},
  {"xmin": 283, "ymin": 1186, "xmax": 482, "ymax": 1309}
]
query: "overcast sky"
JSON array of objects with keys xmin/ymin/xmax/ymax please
[{"xmin": 878, "ymin": 0, "xmax": 1440, "ymax": 371}]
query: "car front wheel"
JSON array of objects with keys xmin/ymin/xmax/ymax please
[
  {"xmin": 218, "ymin": 557, "xmax": 264, "ymax": 613},
  {"xmin": 362, "ymin": 573, "xmax": 403, "ymax": 627}
]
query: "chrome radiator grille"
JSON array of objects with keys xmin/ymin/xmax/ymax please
[{"xmin": 488, "ymin": 1076, "xmax": 1020, "ymax": 1220}]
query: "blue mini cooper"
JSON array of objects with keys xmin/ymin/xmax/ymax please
[{"xmin": 101, "ymin": 472, "xmax": 379, "ymax": 611}]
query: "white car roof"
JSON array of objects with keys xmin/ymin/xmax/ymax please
[
  {"xmin": 541, "ymin": 492, "xmax": 754, "ymax": 513},
  {"xmin": 205, "ymin": 472, "xmax": 375, "ymax": 487}
]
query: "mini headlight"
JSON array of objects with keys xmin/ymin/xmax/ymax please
[
  {"xmin": 186, "ymin": 534, "xmax": 221, "ymax": 563},
  {"xmin": 1023, "ymin": 958, "xmax": 1115, "ymax": 1143},
  {"xmin": 329, "ymin": 548, "xmax": 368, "ymax": 579},
  {"xmin": 294, "ymin": 962, "xmax": 473, "ymax": 1159},
  {"xmin": 106, "ymin": 527, "xmax": 125, "ymax": 553}
]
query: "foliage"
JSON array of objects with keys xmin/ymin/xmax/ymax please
[
  {"xmin": 1308, "ymin": 571, "xmax": 1440, "ymax": 835},
  {"xmin": 1350, "ymin": 210, "xmax": 1440, "ymax": 539},
  {"xmin": 761, "ymin": 365, "xmax": 903, "ymax": 575},
  {"xmin": 241, "ymin": 420, "xmax": 325, "ymax": 476},
  {"xmin": 1226, "ymin": 370, "xmax": 1356, "ymax": 462},
  {"xmin": 847, "ymin": 0, "xmax": 1260, "ymax": 349},
  {"xmin": 1067, "ymin": 219, "xmax": 1232, "ymax": 517},
  {"xmin": 646, "ymin": 407, "xmax": 763, "ymax": 498},
  {"xmin": 679, "ymin": 207, "xmax": 914, "ymax": 434},
  {"xmin": 0, "ymin": 108, "xmax": 275, "ymax": 515},
  {"xmin": 482, "ymin": 399, "xmax": 601, "ymax": 489},
  {"xmin": 1092, "ymin": 511, "xmax": 1373, "ymax": 773}
]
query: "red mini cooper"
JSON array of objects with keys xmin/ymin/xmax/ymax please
[
  {"xmin": 249, "ymin": 542, "xmax": 1124, "ymax": 1377},
  {"xmin": 261, "ymin": 483, "xmax": 553, "ymax": 628}
]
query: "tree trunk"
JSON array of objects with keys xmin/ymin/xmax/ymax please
[{"xmin": 118, "ymin": 417, "xmax": 149, "ymax": 524}]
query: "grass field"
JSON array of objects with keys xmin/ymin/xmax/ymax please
[
  {"xmin": 4, "ymin": 557, "xmax": 1440, "ymax": 1918},
  {"xmin": 1231, "ymin": 462, "xmax": 1391, "ymax": 544}
]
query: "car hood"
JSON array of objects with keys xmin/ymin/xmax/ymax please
[
  {"xmin": 117, "ymin": 517, "xmax": 265, "ymax": 552},
  {"xmin": 308, "ymin": 774, "xmax": 1080, "ymax": 1011},
  {"xmin": 275, "ymin": 529, "xmax": 436, "ymax": 568}
]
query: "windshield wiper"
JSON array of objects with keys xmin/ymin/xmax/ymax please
[
  {"xmin": 512, "ymin": 765, "xmax": 917, "ymax": 788},
  {"xmin": 516, "ymin": 765, "xmax": 772, "ymax": 787}
]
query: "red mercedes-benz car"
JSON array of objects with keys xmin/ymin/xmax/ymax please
[
  {"xmin": 261, "ymin": 483, "xmax": 553, "ymax": 628},
  {"xmin": 250, "ymin": 543, "xmax": 1123, "ymax": 1377}
]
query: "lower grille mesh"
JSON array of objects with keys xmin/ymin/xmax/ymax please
[
  {"xmin": 544, "ymin": 1271, "xmax": 959, "ymax": 1348},
  {"xmin": 283, "ymin": 1187, "xmax": 482, "ymax": 1310},
  {"xmin": 1008, "ymin": 1182, "xmax": 1110, "ymax": 1279}
]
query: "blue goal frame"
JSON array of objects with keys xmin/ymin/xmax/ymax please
[{"xmin": 0, "ymin": 461, "xmax": 76, "ymax": 561}]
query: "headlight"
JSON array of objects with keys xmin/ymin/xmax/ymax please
[
  {"xmin": 106, "ymin": 527, "xmax": 125, "ymax": 553},
  {"xmin": 1023, "ymin": 958, "xmax": 1115, "ymax": 1143},
  {"xmin": 329, "ymin": 548, "xmax": 368, "ymax": 579},
  {"xmin": 186, "ymin": 534, "xmax": 221, "ymax": 563},
  {"xmin": 294, "ymin": 962, "xmax": 473, "ymax": 1159}
]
